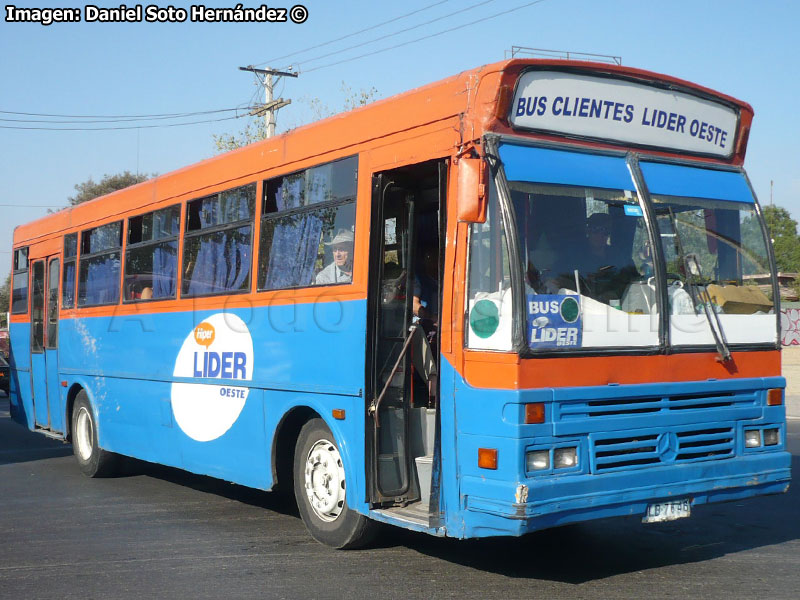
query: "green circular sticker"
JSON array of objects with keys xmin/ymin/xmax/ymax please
[
  {"xmin": 560, "ymin": 297, "xmax": 580, "ymax": 323},
  {"xmin": 470, "ymin": 299, "xmax": 500, "ymax": 339}
]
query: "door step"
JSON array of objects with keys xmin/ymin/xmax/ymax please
[
  {"xmin": 374, "ymin": 502, "xmax": 430, "ymax": 526},
  {"xmin": 34, "ymin": 427, "xmax": 65, "ymax": 440}
]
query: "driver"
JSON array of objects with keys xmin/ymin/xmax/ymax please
[
  {"xmin": 578, "ymin": 212, "xmax": 638, "ymax": 302},
  {"xmin": 582, "ymin": 212, "xmax": 614, "ymax": 274}
]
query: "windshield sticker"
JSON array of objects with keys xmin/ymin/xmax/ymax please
[
  {"xmin": 171, "ymin": 313, "xmax": 254, "ymax": 442},
  {"xmin": 527, "ymin": 294, "xmax": 582, "ymax": 348},
  {"xmin": 624, "ymin": 205, "xmax": 644, "ymax": 217}
]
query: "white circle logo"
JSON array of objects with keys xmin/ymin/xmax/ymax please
[{"xmin": 171, "ymin": 313, "xmax": 254, "ymax": 442}]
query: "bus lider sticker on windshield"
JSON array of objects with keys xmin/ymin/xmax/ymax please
[
  {"xmin": 527, "ymin": 295, "xmax": 582, "ymax": 348},
  {"xmin": 171, "ymin": 313, "xmax": 254, "ymax": 442}
]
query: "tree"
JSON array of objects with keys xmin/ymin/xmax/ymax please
[
  {"xmin": 762, "ymin": 205, "xmax": 800, "ymax": 273},
  {"xmin": 212, "ymin": 119, "xmax": 268, "ymax": 154},
  {"xmin": 213, "ymin": 82, "xmax": 379, "ymax": 154},
  {"xmin": 0, "ymin": 273, "xmax": 9, "ymax": 322},
  {"xmin": 68, "ymin": 171, "xmax": 152, "ymax": 206}
]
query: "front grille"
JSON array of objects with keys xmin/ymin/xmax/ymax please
[
  {"xmin": 559, "ymin": 391, "xmax": 755, "ymax": 421},
  {"xmin": 591, "ymin": 426, "xmax": 735, "ymax": 473}
]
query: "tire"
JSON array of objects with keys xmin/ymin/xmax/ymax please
[
  {"xmin": 71, "ymin": 391, "xmax": 120, "ymax": 478},
  {"xmin": 293, "ymin": 418, "xmax": 377, "ymax": 549}
]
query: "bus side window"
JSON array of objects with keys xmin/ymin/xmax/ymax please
[
  {"xmin": 11, "ymin": 247, "xmax": 29, "ymax": 314},
  {"xmin": 258, "ymin": 156, "xmax": 358, "ymax": 290},
  {"xmin": 124, "ymin": 205, "xmax": 180, "ymax": 302},
  {"xmin": 182, "ymin": 185, "xmax": 255, "ymax": 297},
  {"xmin": 78, "ymin": 222, "xmax": 123, "ymax": 307},
  {"xmin": 466, "ymin": 182, "xmax": 513, "ymax": 351},
  {"xmin": 62, "ymin": 234, "xmax": 77, "ymax": 309}
]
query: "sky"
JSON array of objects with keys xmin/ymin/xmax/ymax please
[{"xmin": 2, "ymin": 0, "xmax": 799, "ymax": 280}]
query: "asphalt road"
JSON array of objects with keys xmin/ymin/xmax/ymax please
[{"xmin": 1, "ymin": 394, "xmax": 798, "ymax": 600}]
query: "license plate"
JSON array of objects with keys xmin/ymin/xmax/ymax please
[{"xmin": 642, "ymin": 498, "xmax": 691, "ymax": 523}]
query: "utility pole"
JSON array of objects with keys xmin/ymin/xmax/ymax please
[
  {"xmin": 239, "ymin": 66, "xmax": 298, "ymax": 138},
  {"xmin": 770, "ymin": 180, "xmax": 774, "ymax": 206}
]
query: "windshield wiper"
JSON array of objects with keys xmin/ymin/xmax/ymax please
[{"xmin": 668, "ymin": 209, "xmax": 732, "ymax": 362}]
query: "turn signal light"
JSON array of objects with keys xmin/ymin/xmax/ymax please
[
  {"xmin": 525, "ymin": 403, "xmax": 545, "ymax": 424},
  {"xmin": 478, "ymin": 448, "xmax": 498, "ymax": 470},
  {"xmin": 767, "ymin": 389, "xmax": 783, "ymax": 406},
  {"xmin": 332, "ymin": 409, "xmax": 346, "ymax": 420}
]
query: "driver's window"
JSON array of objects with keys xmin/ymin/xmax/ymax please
[{"xmin": 466, "ymin": 180, "xmax": 513, "ymax": 351}]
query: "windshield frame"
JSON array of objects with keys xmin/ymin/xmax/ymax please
[{"xmin": 485, "ymin": 134, "xmax": 781, "ymax": 357}]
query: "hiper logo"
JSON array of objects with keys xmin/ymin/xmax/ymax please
[
  {"xmin": 194, "ymin": 322, "xmax": 215, "ymax": 347},
  {"xmin": 171, "ymin": 313, "xmax": 254, "ymax": 442}
]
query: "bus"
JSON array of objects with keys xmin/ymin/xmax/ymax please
[{"xmin": 7, "ymin": 58, "xmax": 790, "ymax": 548}]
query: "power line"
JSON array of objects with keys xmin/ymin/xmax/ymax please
[
  {"xmin": 293, "ymin": 0, "xmax": 497, "ymax": 70},
  {"xmin": 254, "ymin": 0, "xmax": 455, "ymax": 67},
  {"xmin": 305, "ymin": 0, "xmax": 550, "ymax": 74},
  {"xmin": 0, "ymin": 108, "xmax": 242, "ymax": 119},
  {"xmin": 0, "ymin": 204, "xmax": 65, "ymax": 208},
  {"xmin": 0, "ymin": 114, "xmax": 245, "ymax": 132},
  {"xmin": 0, "ymin": 107, "xmax": 244, "ymax": 125}
]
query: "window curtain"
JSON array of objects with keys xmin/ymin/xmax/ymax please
[
  {"xmin": 62, "ymin": 261, "xmax": 76, "ymax": 306},
  {"xmin": 187, "ymin": 229, "xmax": 251, "ymax": 296},
  {"xmin": 152, "ymin": 242, "xmax": 177, "ymax": 298},
  {"xmin": 84, "ymin": 255, "xmax": 120, "ymax": 304},
  {"xmin": 264, "ymin": 178, "xmax": 323, "ymax": 289},
  {"xmin": 224, "ymin": 229, "xmax": 251, "ymax": 290}
]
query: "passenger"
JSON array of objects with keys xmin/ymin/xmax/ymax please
[
  {"xmin": 413, "ymin": 245, "xmax": 439, "ymax": 332},
  {"xmin": 315, "ymin": 229, "xmax": 354, "ymax": 284},
  {"xmin": 412, "ymin": 244, "xmax": 439, "ymax": 406}
]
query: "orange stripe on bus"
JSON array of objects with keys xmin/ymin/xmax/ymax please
[{"xmin": 458, "ymin": 350, "xmax": 780, "ymax": 390}]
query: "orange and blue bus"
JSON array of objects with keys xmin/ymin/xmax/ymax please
[{"xmin": 8, "ymin": 58, "xmax": 789, "ymax": 547}]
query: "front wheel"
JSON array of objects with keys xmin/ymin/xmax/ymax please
[
  {"xmin": 71, "ymin": 391, "xmax": 120, "ymax": 477},
  {"xmin": 293, "ymin": 418, "xmax": 377, "ymax": 549}
]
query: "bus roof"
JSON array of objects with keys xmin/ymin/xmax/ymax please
[{"xmin": 14, "ymin": 58, "xmax": 754, "ymax": 247}]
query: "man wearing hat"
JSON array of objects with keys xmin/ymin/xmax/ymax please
[{"xmin": 316, "ymin": 228, "xmax": 354, "ymax": 284}]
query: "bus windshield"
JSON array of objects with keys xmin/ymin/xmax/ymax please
[{"xmin": 482, "ymin": 142, "xmax": 779, "ymax": 354}]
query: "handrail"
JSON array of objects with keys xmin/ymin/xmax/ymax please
[{"xmin": 368, "ymin": 324, "xmax": 418, "ymax": 428}]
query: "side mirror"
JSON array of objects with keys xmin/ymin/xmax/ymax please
[{"xmin": 456, "ymin": 157, "xmax": 487, "ymax": 223}]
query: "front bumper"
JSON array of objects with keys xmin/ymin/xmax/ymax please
[{"xmin": 459, "ymin": 451, "xmax": 790, "ymax": 538}]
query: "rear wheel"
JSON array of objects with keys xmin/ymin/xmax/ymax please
[
  {"xmin": 71, "ymin": 391, "xmax": 120, "ymax": 477},
  {"xmin": 293, "ymin": 418, "xmax": 377, "ymax": 549}
]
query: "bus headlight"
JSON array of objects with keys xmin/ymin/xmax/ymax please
[
  {"xmin": 526, "ymin": 450, "xmax": 550, "ymax": 471},
  {"xmin": 745, "ymin": 429, "xmax": 762, "ymax": 448},
  {"xmin": 554, "ymin": 447, "xmax": 578, "ymax": 469},
  {"xmin": 763, "ymin": 428, "xmax": 780, "ymax": 446}
]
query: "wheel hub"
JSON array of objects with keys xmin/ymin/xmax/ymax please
[
  {"xmin": 304, "ymin": 439, "xmax": 345, "ymax": 522},
  {"xmin": 75, "ymin": 407, "xmax": 94, "ymax": 461}
]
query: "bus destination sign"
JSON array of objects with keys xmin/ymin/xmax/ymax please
[{"xmin": 510, "ymin": 71, "xmax": 739, "ymax": 158}]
